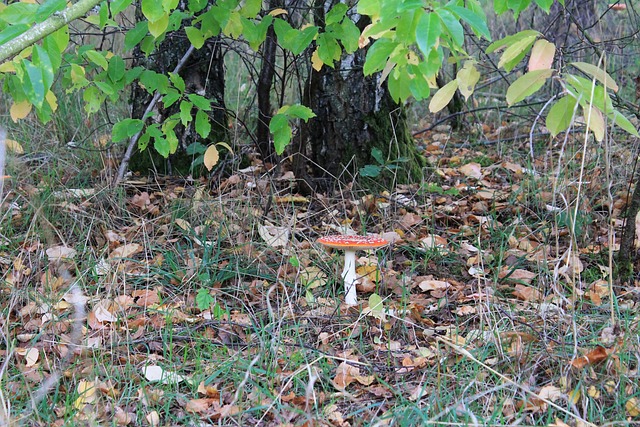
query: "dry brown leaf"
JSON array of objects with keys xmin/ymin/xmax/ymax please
[
  {"xmin": 571, "ymin": 345, "xmax": 610, "ymax": 369},
  {"xmin": 46, "ymin": 245, "xmax": 77, "ymax": 261},
  {"xmin": 626, "ymin": 397, "xmax": 640, "ymax": 417},
  {"xmin": 499, "ymin": 268, "xmax": 537, "ymax": 284},
  {"xmin": 459, "ymin": 162, "xmax": 483, "ymax": 179},
  {"xmin": 109, "ymin": 243, "xmax": 142, "ymax": 259},
  {"xmin": 512, "ymin": 284, "xmax": 542, "ymax": 302},
  {"xmin": 418, "ymin": 279, "xmax": 451, "ymax": 292},
  {"xmin": 185, "ymin": 398, "xmax": 216, "ymax": 413}
]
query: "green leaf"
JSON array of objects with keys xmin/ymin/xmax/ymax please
[
  {"xmin": 584, "ymin": 105, "xmax": 604, "ymax": 141},
  {"xmin": 339, "ymin": 19, "xmax": 360, "ymax": 53},
  {"xmin": 364, "ymin": 39, "xmax": 396, "ymax": 75},
  {"xmin": 0, "ymin": 3, "xmax": 38, "ymax": 25},
  {"xmin": 125, "ymin": 21, "xmax": 149, "ymax": 51},
  {"xmin": 108, "ymin": 56, "xmax": 126, "ymax": 83},
  {"xmin": 429, "ymin": 79, "xmax": 458, "ymax": 113},
  {"xmin": 415, "ymin": 12, "xmax": 441, "ymax": 58},
  {"xmin": 610, "ymin": 111, "xmax": 640, "ymax": 137},
  {"xmin": 269, "ymin": 113, "xmax": 288, "ymax": 132},
  {"xmin": 498, "ymin": 34, "xmax": 538, "ymax": 72},
  {"xmin": 534, "ymin": 0, "xmax": 553, "ymax": 13},
  {"xmin": 317, "ymin": 33, "xmax": 342, "ymax": 67},
  {"xmin": 436, "ymin": 9, "xmax": 464, "ymax": 49},
  {"xmin": 142, "ymin": 0, "xmax": 165, "ymax": 22},
  {"xmin": 187, "ymin": 93, "xmax": 211, "ymax": 110},
  {"xmin": 85, "ymin": 50, "xmax": 108, "ymax": 70},
  {"xmin": 326, "ymin": 3, "xmax": 348, "ymax": 25},
  {"xmin": 367, "ymin": 293, "xmax": 385, "ymax": 321},
  {"xmin": 269, "ymin": 114, "xmax": 292, "ymax": 154},
  {"xmin": 154, "ymin": 137, "xmax": 171, "ymax": 157},
  {"xmin": 546, "ymin": 95, "xmax": 577, "ymax": 136},
  {"xmin": 112, "ymin": 118, "xmax": 145, "ymax": 141},
  {"xmin": 33, "ymin": 45, "xmax": 54, "ymax": 89},
  {"xmin": 22, "ymin": 60, "xmax": 46, "ymax": 109},
  {"xmin": 83, "ymin": 86, "xmax": 103, "ymax": 114},
  {"xmin": 110, "ymin": 0, "xmax": 133, "ymax": 15},
  {"xmin": 357, "ymin": 0, "xmax": 380, "ymax": 16},
  {"xmin": 486, "ymin": 30, "xmax": 539, "ymax": 54},
  {"xmin": 195, "ymin": 109, "xmax": 211, "ymax": 138},
  {"xmin": 360, "ymin": 164, "xmax": 382, "ymax": 178},
  {"xmin": 196, "ymin": 288, "xmax": 215, "ymax": 311},
  {"xmin": 95, "ymin": 80, "xmax": 116, "ymax": 96},
  {"xmin": 446, "ymin": 5, "xmax": 490, "ymax": 40},
  {"xmin": 148, "ymin": 13, "xmax": 169, "ymax": 38},
  {"xmin": 371, "ymin": 147, "xmax": 384, "ymax": 165},
  {"xmin": 240, "ymin": 0, "xmax": 261, "ymax": 18},
  {"xmin": 179, "ymin": 100, "xmax": 193, "ymax": 126},
  {"xmin": 506, "ymin": 69, "xmax": 553, "ymax": 106},
  {"xmin": 35, "ymin": 0, "xmax": 66, "ymax": 23},
  {"xmin": 278, "ymin": 104, "xmax": 316, "ymax": 121},
  {"xmin": 387, "ymin": 69, "xmax": 412, "ymax": 103},
  {"xmin": 569, "ymin": 62, "xmax": 619, "ymax": 93},
  {"xmin": 169, "ymin": 72, "xmax": 185, "ymax": 93},
  {"xmin": 185, "ymin": 26, "xmax": 205, "ymax": 48}
]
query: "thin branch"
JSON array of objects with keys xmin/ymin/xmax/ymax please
[{"xmin": 114, "ymin": 44, "xmax": 196, "ymax": 186}]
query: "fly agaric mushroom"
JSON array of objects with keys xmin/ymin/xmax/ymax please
[{"xmin": 317, "ymin": 235, "xmax": 389, "ymax": 305}]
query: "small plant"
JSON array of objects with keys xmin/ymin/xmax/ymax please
[{"xmin": 359, "ymin": 147, "xmax": 409, "ymax": 178}]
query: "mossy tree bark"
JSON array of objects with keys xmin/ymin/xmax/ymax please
[{"xmin": 293, "ymin": 0, "xmax": 424, "ymax": 193}]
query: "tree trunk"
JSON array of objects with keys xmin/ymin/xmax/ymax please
[
  {"xmin": 617, "ymin": 179, "xmax": 640, "ymax": 285},
  {"xmin": 294, "ymin": 0, "xmax": 424, "ymax": 193},
  {"xmin": 129, "ymin": 8, "xmax": 228, "ymax": 177}
]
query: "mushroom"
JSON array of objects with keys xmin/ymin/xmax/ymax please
[{"xmin": 317, "ymin": 235, "xmax": 389, "ymax": 305}]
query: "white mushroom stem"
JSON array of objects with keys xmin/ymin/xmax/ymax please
[{"xmin": 342, "ymin": 250, "xmax": 358, "ymax": 305}]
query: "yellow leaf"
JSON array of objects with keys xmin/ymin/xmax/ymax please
[
  {"xmin": 268, "ymin": 8, "xmax": 288, "ymax": 16},
  {"xmin": 4, "ymin": 138, "xmax": 24, "ymax": 154},
  {"xmin": 528, "ymin": 39, "xmax": 556, "ymax": 71},
  {"xmin": 24, "ymin": 347, "xmax": 39, "ymax": 367},
  {"xmin": 10, "ymin": 100, "xmax": 31, "ymax": 122},
  {"xmin": 0, "ymin": 61, "xmax": 16, "ymax": 72},
  {"xmin": 203, "ymin": 145, "xmax": 219, "ymax": 171},
  {"xmin": 46, "ymin": 90, "xmax": 58, "ymax": 112},
  {"xmin": 626, "ymin": 397, "xmax": 640, "ymax": 417},
  {"xmin": 585, "ymin": 105, "xmax": 604, "ymax": 141},
  {"xmin": 74, "ymin": 379, "xmax": 97, "ymax": 409},
  {"xmin": 456, "ymin": 61, "xmax": 480, "ymax": 100},
  {"xmin": 311, "ymin": 49, "xmax": 324, "ymax": 71},
  {"xmin": 429, "ymin": 79, "xmax": 458, "ymax": 113}
]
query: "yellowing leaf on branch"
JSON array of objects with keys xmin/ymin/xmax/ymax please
[
  {"xmin": 429, "ymin": 79, "xmax": 458, "ymax": 113},
  {"xmin": 506, "ymin": 69, "xmax": 553, "ymax": 106},
  {"xmin": 528, "ymin": 39, "xmax": 555, "ymax": 71},
  {"xmin": 456, "ymin": 61, "xmax": 480, "ymax": 100},
  {"xmin": 203, "ymin": 145, "xmax": 219, "ymax": 170}
]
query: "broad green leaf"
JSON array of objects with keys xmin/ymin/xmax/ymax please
[
  {"xmin": 456, "ymin": 61, "xmax": 480, "ymax": 100},
  {"xmin": 566, "ymin": 74, "xmax": 613, "ymax": 113},
  {"xmin": 317, "ymin": 33, "xmax": 341, "ymax": 67},
  {"xmin": 371, "ymin": 147, "xmax": 384, "ymax": 165},
  {"xmin": 169, "ymin": 72, "xmax": 185, "ymax": 93},
  {"xmin": 108, "ymin": 56, "xmax": 126, "ymax": 83},
  {"xmin": 154, "ymin": 137, "xmax": 171, "ymax": 157},
  {"xmin": 125, "ymin": 21, "xmax": 149, "ymax": 50},
  {"xmin": 179, "ymin": 100, "xmax": 193, "ymax": 126},
  {"xmin": 584, "ymin": 105, "xmax": 604, "ymax": 141},
  {"xmin": 339, "ymin": 19, "xmax": 360, "ymax": 53},
  {"xmin": 610, "ymin": 111, "xmax": 640, "ymax": 137},
  {"xmin": 187, "ymin": 93, "xmax": 211, "ymax": 110},
  {"xmin": 429, "ymin": 79, "xmax": 458, "ymax": 113},
  {"xmin": 35, "ymin": 0, "xmax": 66, "ymax": 23},
  {"xmin": 364, "ymin": 39, "xmax": 396, "ymax": 75},
  {"xmin": 272, "ymin": 125, "xmax": 292, "ymax": 155},
  {"xmin": 415, "ymin": 12, "xmax": 441, "ymax": 58},
  {"xmin": 436, "ymin": 9, "xmax": 464, "ymax": 49},
  {"xmin": 83, "ymin": 86, "xmax": 103, "ymax": 114},
  {"xmin": 0, "ymin": 24, "xmax": 29, "ymax": 46},
  {"xmin": 33, "ymin": 45, "xmax": 54, "ymax": 89},
  {"xmin": 360, "ymin": 163, "xmax": 381, "ymax": 178},
  {"xmin": 185, "ymin": 26, "xmax": 205, "ymax": 48},
  {"xmin": 546, "ymin": 95, "xmax": 577, "ymax": 136},
  {"xmin": 239, "ymin": 0, "xmax": 261, "ymax": 18},
  {"xmin": 110, "ymin": 0, "xmax": 133, "ymax": 15},
  {"xmin": 570, "ymin": 62, "xmax": 618, "ymax": 92},
  {"xmin": 528, "ymin": 39, "xmax": 555, "ymax": 71},
  {"xmin": 357, "ymin": 0, "xmax": 380, "ymax": 17},
  {"xmin": 0, "ymin": 3, "xmax": 38, "ymax": 25},
  {"xmin": 278, "ymin": 104, "xmax": 316, "ymax": 120},
  {"xmin": 446, "ymin": 5, "xmax": 490, "ymax": 40},
  {"xmin": 498, "ymin": 34, "xmax": 538, "ymax": 72},
  {"xmin": 326, "ymin": 3, "xmax": 348, "ymax": 25},
  {"xmin": 94, "ymin": 81, "xmax": 115, "ymax": 96},
  {"xmin": 196, "ymin": 288, "xmax": 215, "ymax": 310},
  {"xmin": 269, "ymin": 113, "xmax": 288, "ymax": 133},
  {"xmin": 367, "ymin": 293, "xmax": 385, "ymax": 320},
  {"xmin": 195, "ymin": 109, "xmax": 211, "ymax": 138},
  {"xmin": 142, "ymin": 0, "xmax": 165, "ymax": 22},
  {"xmin": 22, "ymin": 60, "xmax": 46, "ymax": 109},
  {"xmin": 148, "ymin": 13, "xmax": 169, "ymax": 38},
  {"xmin": 506, "ymin": 69, "xmax": 553, "ymax": 106},
  {"xmin": 223, "ymin": 11, "xmax": 243, "ymax": 38},
  {"xmin": 85, "ymin": 50, "xmax": 108, "ymax": 70},
  {"xmin": 387, "ymin": 69, "xmax": 412, "ymax": 103},
  {"xmin": 112, "ymin": 118, "xmax": 145, "ymax": 141},
  {"xmin": 486, "ymin": 30, "xmax": 539, "ymax": 53}
]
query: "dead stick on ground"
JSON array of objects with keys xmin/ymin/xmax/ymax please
[{"xmin": 114, "ymin": 44, "xmax": 196, "ymax": 186}]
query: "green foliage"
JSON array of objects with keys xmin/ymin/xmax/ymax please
[
  {"xmin": 0, "ymin": 0, "xmax": 636, "ymax": 166},
  {"xmin": 359, "ymin": 147, "xmax": 409, "ymax": 178}
]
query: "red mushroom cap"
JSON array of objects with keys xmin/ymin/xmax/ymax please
[{"xmin": 317, "ymin": 234, "xmax": 389, "ymax": 250}]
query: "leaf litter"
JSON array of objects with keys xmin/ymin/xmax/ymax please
[{"xmin": 0, "ymin": 128, "xmax": 639, "ymax": 425}]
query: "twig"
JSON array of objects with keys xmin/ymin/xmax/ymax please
[{"xmin": 114, "ymin": 44, "xmax": 196, "ymax": 186}]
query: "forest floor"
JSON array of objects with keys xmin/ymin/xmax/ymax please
[{"xmin": 1, "ymin": 119, "xmax": 640, "ymax": 427}]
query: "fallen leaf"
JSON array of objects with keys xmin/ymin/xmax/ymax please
[
  {"xmin": 109, "ymin": 243, "xmax": 142, "ymax": 259},
  {"xmin": 145, "ymin": 411, "xmax": 160, "ymax": 427},
  {"xmin": 258, "ymin": 224, "xmax": 289, "ymax": 248},
  {"xmin": 24, "ymin": 347, "xmax": 39, "ymax": 367},
  {"xmin": 512, "ymin": 284, "xmax": 542, "ymax": 302},
  {"xmin": 571, "ymin": 346, "xmax": 610, "ymax": 369},
  {"xmin": 142, "ymin": 365, "xmax": 186, "ymax": 385},
  {"xmin": 185, "ymin": 398, "xmax": 216, "ymax": 413},
  {"xmin": 626, "ymin": 397, "xmax": 640, "ymax": 417},
  {"xmin": 459, "ymin": 162, "xmax": 483, "ymax": 179},
  {"xmin": 46, "ymin": 245, "xmax": 77, "ymax": 261},
  {"xmin": 74, "ymin": 379, "xmax": 98, "ymax": 410},
  {"xmin": 418, "ymin": 279, "xmax": 451, "ymax": 292}
]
